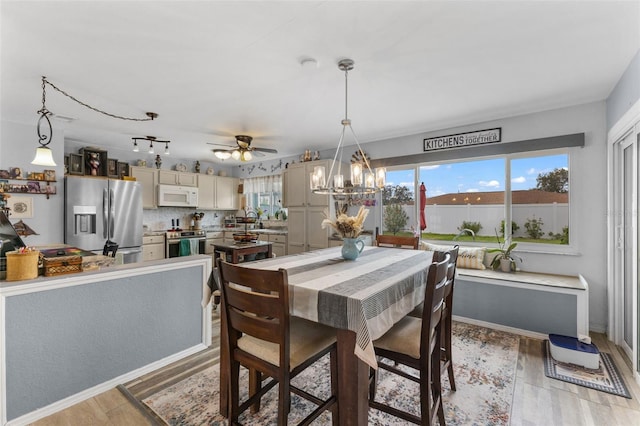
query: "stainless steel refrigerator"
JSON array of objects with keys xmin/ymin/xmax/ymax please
[{"xmin": 65, "ymin": 176, "xmax": 143, "ymax": 263}]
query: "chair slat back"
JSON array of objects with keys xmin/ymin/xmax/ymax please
[
  {"xmin": 432, "ymin": 246, "xmax": 459, "ymax": 299},
  {"xmin": 420, "ymin": 253, "xmax": 449, "ymax": 357},
  {"xmin": 376, "ymin": 234, "xmax": 419, "ymax": 249},
  {"xmin": 218, "ymin": 259, "xmax": 289, "ymax": 346}
]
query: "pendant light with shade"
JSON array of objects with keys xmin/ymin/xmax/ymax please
[
  {"xmin": 31, "ymin": 76, "xmax": 157, "ymax": 166},
  {"xmin": 310, "ymin": 59, "xmax": 385, "ymax": 196}
]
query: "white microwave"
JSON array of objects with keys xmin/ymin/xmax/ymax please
[{"xmin": 157, "ymin": 185, "xmax": 198, "ymax": 207}]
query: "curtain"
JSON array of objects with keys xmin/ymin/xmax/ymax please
[{"xmin": 242, "ymin": 175, "xmax": 282, "ymax": 195}]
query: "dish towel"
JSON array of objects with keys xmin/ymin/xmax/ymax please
[
  {"xmin": 179, "ymin": 239, "xmax": 191, "ymax": 256},
  {"xmin": 189, "ymin": 239, "xmax": 200, "ymax": 255}
]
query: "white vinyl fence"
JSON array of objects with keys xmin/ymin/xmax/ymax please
[{"xmin": 384, "ymin": 203, "xmax": 568, "ymax": 237}]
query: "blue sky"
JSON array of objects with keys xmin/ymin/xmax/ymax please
[{"xmin": 385, "ymin": 154, "xmax": 568, "ymax": 198}]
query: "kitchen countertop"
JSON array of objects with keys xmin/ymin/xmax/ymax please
[{"xmin": 144, "ymin": 227, "xmax": 288, "ymax": 236}]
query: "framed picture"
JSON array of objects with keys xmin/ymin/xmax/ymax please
[
  {"xmin": 28, "ymin": 172, "xmax": 44, "ymax": 180},
  {"xmin": 0, "ymin": 170, "xmax": 9, "ymax": 179},
  {"xmin": 44, "ymin": 184, "xmax": 57, "ymax": 194},
  {"xmin": 69, "ymin": 153, "xmax": 84, "ymax": 175},
  {"xmin": 7, "ymin": 196, "xmax": 33, "ymax": 219},
  {"xmin": 107, "ymin": 159, "xmax": 118, "ymax": 178},
  {"xmin": 44, "ymin": 169, "xmax": 56, "ymax": 181},
  {"xmin": 10, "ymin": 167, "xmax": 23, "ymax": 179},
  {"xmin": 117, "ymin": 161, "xmax": 130, "ymax": 178},
  {"xmin": 27, "ymin": 181, "xmax": 41, "ymax": 193},
  {"xmin": 80, "ymin": 148, "xmax": 108, "ymax": 177}
]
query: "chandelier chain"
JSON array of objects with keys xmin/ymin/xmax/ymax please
[{"xmin": 42, "ymin": 76, "xmax": 154, "ymax": 121}]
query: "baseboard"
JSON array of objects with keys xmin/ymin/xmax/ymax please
[
  {"xmin": 5, "ymin": 343, "xmax": 208, "ymax": 426},
  {"xmin": 453, "ymin": 315, "xmax": 548, "ymax": 340}
]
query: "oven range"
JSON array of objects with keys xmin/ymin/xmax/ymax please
[{"xmin": 165, "ymin": 229, "xmax": 206, "ymax": 258}]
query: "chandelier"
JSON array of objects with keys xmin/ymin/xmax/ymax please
[{"xmin": 310, "ymin": 59, "xmax": 385, "ymax": 196}]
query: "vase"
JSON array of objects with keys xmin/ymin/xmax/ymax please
[
  {"xmin": 500, "ymin": 258, "xmax": 512, "ymax": 272},
  {"xmin": 342, "ymin": 237, "xmax": 365, "ymax": 261}
]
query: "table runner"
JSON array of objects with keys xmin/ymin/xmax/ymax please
[{"xmin": 242, "ymin": 246, "xmax": 432, "ymax": 368}]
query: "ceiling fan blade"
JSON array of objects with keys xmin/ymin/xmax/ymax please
[
  {"xmin": 206, "ymin": 142, "xmax": 235, "ymax": 148},
  {"xmin": 252, "ymin": 147, "xmax": 278, "ymax": 154},
  {"xmin": 251, "ymin": 151, "xmax": 265, "ymax": 157}
]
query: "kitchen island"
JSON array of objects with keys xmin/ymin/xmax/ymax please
[
  {"xmin": 0, "ymin": 255, "xmax": 212, "ymax": 426},
  {"xmin": 213, "ymin": 240, "xmax": 272, "ymax": 263}
]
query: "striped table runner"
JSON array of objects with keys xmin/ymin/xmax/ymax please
[{"xmin": 244, "ymin": 246, "xmax": 433, "ymax": 368}]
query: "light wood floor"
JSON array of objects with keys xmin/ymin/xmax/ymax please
[{"xmin": 30, "ymin": 314, "xmax": 640, "ymax": 426}]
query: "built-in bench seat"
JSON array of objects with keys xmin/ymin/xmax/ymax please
[{"xmin": 452, "ymin": 267, "xmax": 589, "ymax": 339}]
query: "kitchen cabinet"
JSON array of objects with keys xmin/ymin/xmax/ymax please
[
  {"xmin": 283, "ymin": 160, "xmax": 332, "ymax": 207},
  {"xmin": 142, "ymin": 235, "xmax": 165, "ymax": 261},
  {"xmin": 197, "ymin": 174, "xmax": 216, "ymax": 210},
  {"xmin": 257, "ymin": 232, "xmax": 287, "ymax": 257},
  {"xmin": 206, "ymin": 231, "xmax": 224, "ymax": 267},
  {"xmin": 130, "ymin": 166, "xmax": 158, "ymax": 209},
  {"xmin": 216, "ymin": 176, "xmax": 239, "ymax": 210},
  {"xmin": 284, "ymin": 160, "xmax": 340, "ymax": 254},
  {"xmin": 158, "ymin": 170, "xmax": 198, "ymax": 187},
  {"xmin": 197, "ymin": 175, "xmax": 239, "ymax": 210},
  {"xmin": 287, "ymin": 206, "xmax": 328, "ymax": 254}
]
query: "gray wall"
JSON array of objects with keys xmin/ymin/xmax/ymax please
[
  {"xmin": 361, "ymin": 102, "xmax": 609, "ymax": 332},
  {"xmin": 4, "ymin": 265, "xmax": 204, "ymax": 421},
  {"xmin": 607, "ymin": 49, "xmax": 640, "ymax": 130}
]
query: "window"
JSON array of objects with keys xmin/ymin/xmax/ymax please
[
  {"xmin": 242, "ymin": 175, "xmax": 283, "ymax": 218},
  {"xmin": 418, "ymin": 150, "xmax": 569, "ymax": 246},
  {"xmin": 381, "ymin": 168, "xmax": 415, "ymax": 235}
]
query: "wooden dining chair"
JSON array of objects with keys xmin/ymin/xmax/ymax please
[
  {"xmin": 217, "ymin": 259, "xmax": 339, "ymax": 426},
  {"xmin": 369, "ymin": 253, "xmax": 450, "ymax": 425},
  {"xmin": 376, "ymin": 234, "xmax": 420, "ymax": 249},
  {"xmin": 408, "ymin": 246, "xmax": 459, "ymax": 391}
]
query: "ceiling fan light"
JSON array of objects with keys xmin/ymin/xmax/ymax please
[
  {"xmin": 214, "ymin": 150, "xmax": 232, "ymax": 160},
  {"xmin": 231, "ymin": 150, "xmax": 241, "ymax": 160},
  {"xmin": 132, "ymin": 140, "xmax": 139, "ymax": 152},
  {"xmin": 148, "ymin": 141, "xmax": 154, "ymax": 154},
  {"xmin": 164, "ymin": 142, "xmax": 170, "ymax": 155}
]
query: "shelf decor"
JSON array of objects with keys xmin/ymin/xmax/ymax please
[{"xmin": 7, "ymin": 196, "xmax": 33, "ymax": 219}]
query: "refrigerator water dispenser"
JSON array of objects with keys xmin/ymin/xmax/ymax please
[{"xmin": 73, "ymin": 206, "xmax": 97, "ymax": 235}]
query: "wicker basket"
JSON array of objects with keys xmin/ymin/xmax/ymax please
[
  {"xmin": 6, "ymin": 250, "xmax": 40, "ymax": 281},
  {"xmin": 42, "ymin": 255, "xmax": 82, "ymax": 277}
]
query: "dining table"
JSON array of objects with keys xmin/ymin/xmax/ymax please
[{"xmin": 218, "ymin": 245, "xmax": 433, "ymax": 425}]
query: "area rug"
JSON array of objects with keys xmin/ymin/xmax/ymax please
[
  {"xmin": 543, "ymin": 340, "xmax": 631, "ymax": 399},
  {"xmin": 141, "ymin": 322, "xmax": 519, "ymax": 425}
]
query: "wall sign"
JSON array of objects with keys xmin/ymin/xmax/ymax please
[{"xmin": 423, "ymin": 128, "xmax": 502, "ymax": 152}]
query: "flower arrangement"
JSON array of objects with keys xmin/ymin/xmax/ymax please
[{"xmin": 321, "ymin": 206, "xmax": 369, "ymax": 239}]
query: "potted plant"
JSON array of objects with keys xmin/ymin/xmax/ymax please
[{"xmin": 487, "ymin": 230, "xmax": 522, "ymax": 272}]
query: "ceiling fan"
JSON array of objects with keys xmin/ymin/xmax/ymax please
[{"xmin": 207, "ymin": 135, "xmax": 278, "ymax": 162}]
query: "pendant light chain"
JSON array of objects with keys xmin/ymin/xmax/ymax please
[{"xmin": 42, "ymin": 76, "xmax": 155, "ymax": 122}]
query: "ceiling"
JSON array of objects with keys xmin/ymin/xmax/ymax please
[{"xmin": 1, "ymin": 1, "xmax": 639, "ymax": 163}]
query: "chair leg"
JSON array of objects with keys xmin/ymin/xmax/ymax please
[
  {"xmin": 368, "ymin": 366, "xmax": 378, "ymax": 401},
  {"xmin": 249, "ymin": 368, "xmax": 262, "ymax": 414},
  {"xmin": 433, "ymin": 330, "xmax": 445, "ymax": 426},
  {"xmin": 330, "ymin": 348, "xmax": 340, "ymax": 426},
  {"xmin": 278, "ymin": 372, "xmax": 290, "ymax": 426},
  {"xmin": 443, "ymin": 310, "xmax": 456, "ymax": 391},
  {"xmin": 229, "ymin": 359, "xmax": 241, "ymax": 422}
]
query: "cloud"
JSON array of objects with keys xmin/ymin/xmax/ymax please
[
  {"xmin": 466, "ymin": 188, "xmax": 480, "ymax": 193},
  {"xmin": 422, "ymin": 165, "xmax": 440, "ymax": 170},
  {"xmin": 512, "ymin": 176, "xmax": 526, "ymax": 183},
  {"xmin": 527, "ymin": 168, "xmax": 536, "ymax": 175},
  {"xmin": 478, "ymin": 180, "xmax": 500, "ymax": 188}
]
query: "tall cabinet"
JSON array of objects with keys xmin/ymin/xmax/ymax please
[{"xmin": 284, "ymin": 160, "xmax": 337, "ymax": 254}]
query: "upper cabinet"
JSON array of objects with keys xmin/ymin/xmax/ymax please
[
  {"xmin": 284, "ymin": 160, "xmax": 333, "ymax": 207},
  {"xmin": 197, "ymin": 175, "xmax": 239, "ymax": 210},
  {"xmin": 130, "ymin": 166, "xmax": 158, "ymax": 209},
  {"xmin": 158, "ymin": 170, "xmax": 198, "ymax": 187}
]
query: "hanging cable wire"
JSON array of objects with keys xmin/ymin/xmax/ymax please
[{"xmin": 42, "ymin": 76, "xmax": 155, "ymax": 121}]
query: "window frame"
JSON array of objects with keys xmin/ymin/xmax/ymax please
[{"xmin": 407, "ymin": 147, "xmax": 576, "ymax": 255}]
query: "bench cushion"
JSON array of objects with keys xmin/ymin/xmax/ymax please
[{"xmin": 420, "ymin": 242, "xmax": 487, "ymax": 270}]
